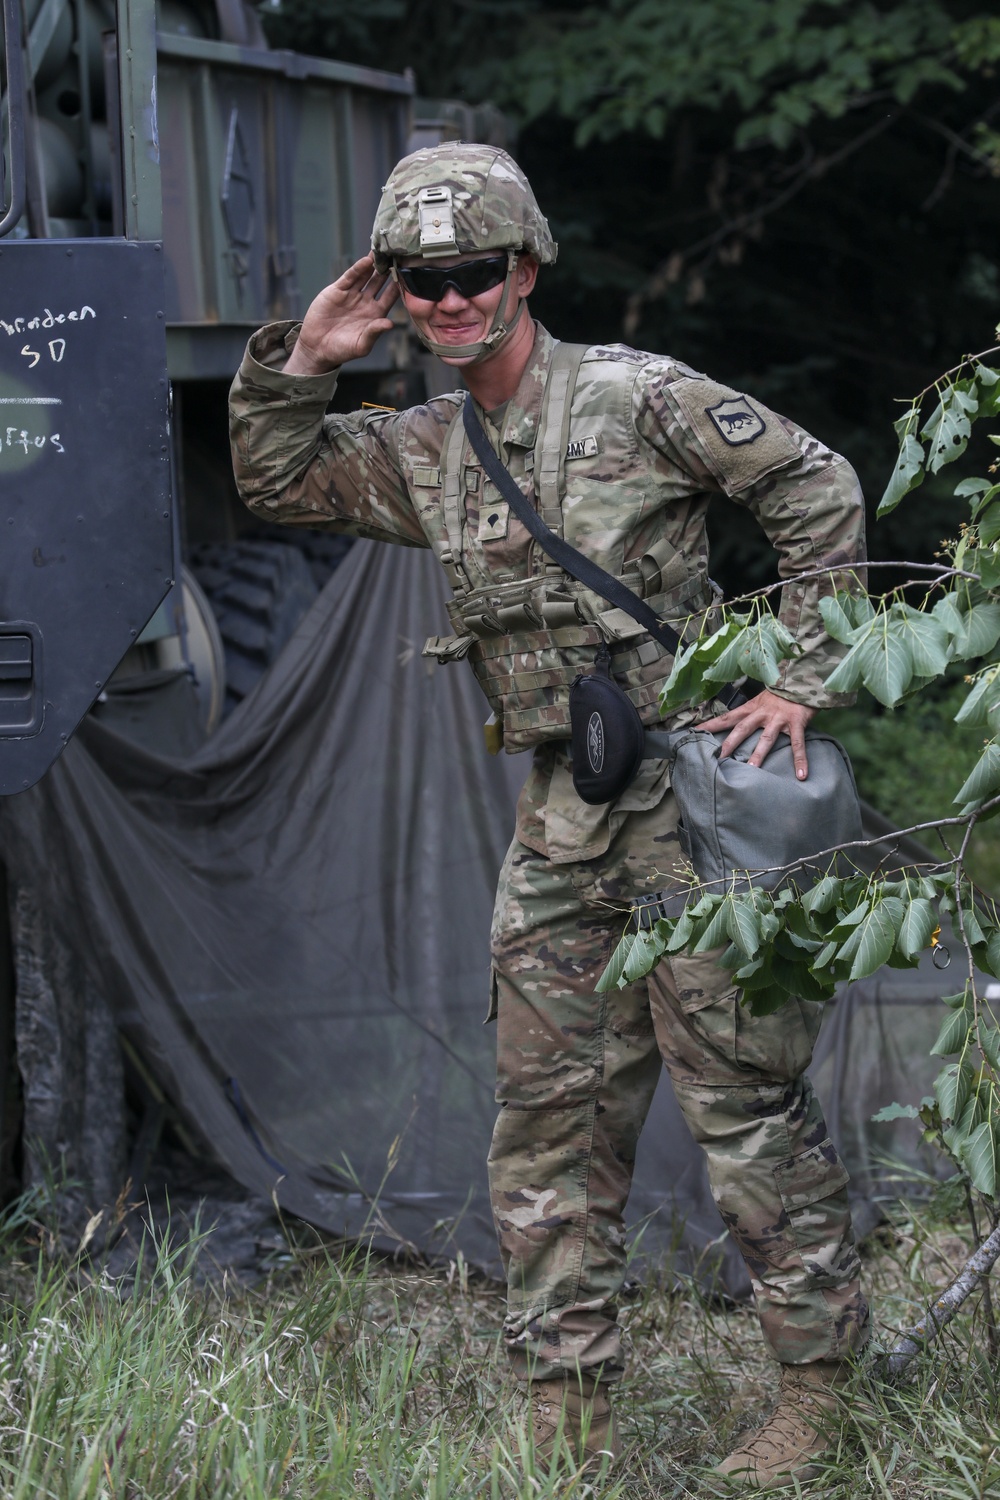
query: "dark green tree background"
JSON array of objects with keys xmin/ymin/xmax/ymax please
[{"xmin": 264, "ymin": 0, "xmax": 1000, "ymax": 862}]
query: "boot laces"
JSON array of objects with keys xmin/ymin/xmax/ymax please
[{"xmin": 729, "ymin": 1390, "xmax": 826, "ymax": 1463}]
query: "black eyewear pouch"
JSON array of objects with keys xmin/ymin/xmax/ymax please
[{"xmin": 569, "ymin": 653, "xmax": 645, "ymax": 805}]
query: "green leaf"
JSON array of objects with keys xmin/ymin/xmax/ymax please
[
  {"xmin": 701, "ymin": 614, "xmax": 799, "ymax": 690},
  {"xmin": 659, "ymin": 618, "xmax": 754, "ymax": 712},
  {"xmin": 984, "ymin": 930, "xmax": 1000, "ymax": 979},
  {"xmin": 623, "ymin": 930, "xmax": 659, "ymax": 983},
  {"xmin": 980, "ymin": 506, "xmax": 1000, "ymax": 548},
  {"xmin": 818, "ymin": 595, "xmax": 858, "ymax": 644},
  {"xmin": 692, "ymin": 900, "xmax": 732, "ymax": 954},
  {"xmin": 744, "ymin": 981, "xmax": 795, "ymax": 1017},
  {"xmin": 725, "ymin": 897, "xmax": 761, "ymax": 959},
  {"xmin": 931, "ymin": 1006, "xmax": 973, "ymax": 1058},
  {"xmin": 963, "ymin": 904, "xmax": 988, "ymax": 947},
  {"xmin": 978, "ymin": 1023, "xmax": 1000, "ymax": 1073},
  {"xmin": 955, "ymin": 739, "xmax": 1000, "ymax": 808},
  {"xmin": 770, "ymin": 952, "xmax": 836, "ymax": 1003},
  {"xmin": 664, "ymin": 909, "xmax": 696, "ymax": 954},
  {"xmin": 862, "ymin": 626, "xmax": 913, "ymax": 706},
  {"xmin": 871, "ymin": 1102, "xmax": 920, "ymax": 1122},
  {"xmin": 597, "ymin": 933, "xmax": 636, "ymax": 992},
  {"xmin": 893, "ymin": 406, "xmax": 920, "ymax": 443},
  {"xmin": 954, "ymin": 671, "xmax": 1000, "ymax": 728},
  {"xmin": 800, "ymin": 876, "xmax": 844, "ymax": 918},
  {"xmin": 838, "ymin": 900, "xmax": 903, "ymax": 981},
  {"xmin": 824, "ymin": 610, "xmax": 920, "ymax": 707},
  {"xmin": 878, "ymin": 434, "xmax": 925, "ymax": 515},
  {"xmin": 975, "ymin": 550, "xmax": 1000, "ymax": 590},
  {"xmin": 812, "ymin": 939, "xmax": 840, "ymax": 971},
  {"xmin": 975, "ymin": 362, "xmax": 1000, "ymax": 388},
  {"xmin": 893, "ymin": 604, "xmax": 951, "ymax": 679},
  {"xmin": 922, "ymin": 387, "xmax": 974, "ymax": 473},
  {"xmin": 971, "ymin": 483, "xmax": 1000, "ymax": 519},
  {"xmin": 935, "ymin": 1060, "xmax": 972, "ymax": 1124},
  {"xmin": 962, "ymin": 1119, "xmax": 997, "ymax": 1197},
  {"xmin": 944, "ymin": 599, "xmax": 1000, "ymax": 661},
  {"xmin": 733, "ymin": 953, "xmax": 770, "ymax": 986},
  {"xmin": 897, "ymin": 897, "xmax": 937, "ymax": 959},
  {"xmin": 832, "ymin": 899, "xmax": 873, "ymax": 935},
  {"xmin": 955, "ymin": 476, "xmax": 994, "ymax": 497}
]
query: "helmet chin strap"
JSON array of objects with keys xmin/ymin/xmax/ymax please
[{"xmin": 405, "ymin": 250, "xmax": 524, "ymax": 364}]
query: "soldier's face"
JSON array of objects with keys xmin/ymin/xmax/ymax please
[{"xmin": 396, "ymin": 250, "xmax": 538, "ymax": 364}]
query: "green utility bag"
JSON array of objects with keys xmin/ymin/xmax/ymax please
[{"xmin": 646, "ymin": 725, "xmax": 862, "ymax": 890}]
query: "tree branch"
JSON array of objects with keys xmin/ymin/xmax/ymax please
[
  {"xmin": 718, "ymin": 561, "xmax": 977, "ymax": 613},
  {"xmin": 884, "ymin": 1219, "xmax": 1000, "ymax": 1377},
  {"xmin": 904, "ymin": 346, "xmax": 1000, "ymax": 408},
  {"xmin": 637, "ymin": 794, "xmax": 1000, "ymax": 902}
]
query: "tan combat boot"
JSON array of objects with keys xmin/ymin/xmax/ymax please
[
  {"xmin": 529, "ymin": 1372, "xmax": 619, "ymax": 1470},
  {"xmin": 712, "ymin": 1360, "xmax": 850, "ymax": 1490}
]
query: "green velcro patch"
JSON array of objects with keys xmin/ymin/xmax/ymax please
[
  {"xmin": 668, "ymin": 378, "xmax": 799, "ymax": 495},
  {"xmin": 412, "ymin": 465, "xmax": 441, "ymax": 488}
]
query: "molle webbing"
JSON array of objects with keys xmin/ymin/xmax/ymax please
[{"xmin": 464, "ymin": 624, "xmax": 681, "ymax": 749}]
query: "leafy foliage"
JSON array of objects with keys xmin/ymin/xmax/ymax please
[
  {"xmin": 599, "ymin": 868, "xmax": 989, "ymax": 1010},
  {"xmin": 602, "ymin": 339, "xmax": 1000, "ymax": 1224},
  {"xmin": 496, "ymin": 0, "xmax": 970, "ymax": 150},
  {"xmin": 660, "ymin": 609, "xmax": 801, "ymax": 711}
]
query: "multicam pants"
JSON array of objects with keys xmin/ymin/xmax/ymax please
[{"xmin": 488, "ymin": 788, "xmax": 869, "ymax": 1382}]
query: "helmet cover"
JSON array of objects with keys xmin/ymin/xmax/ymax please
[{"xmin": 371, "ymin": 142, "xmax": 557, "ymax": 272}]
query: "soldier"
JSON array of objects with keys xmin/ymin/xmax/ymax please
[{"xmin": 229, "ymin": 142, "xmax": 869, "ymax": 1488}]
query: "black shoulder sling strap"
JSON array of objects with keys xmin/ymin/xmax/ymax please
[{"xmin": 461, "ymin": 388, "xmax": 741, "ymax": 803}]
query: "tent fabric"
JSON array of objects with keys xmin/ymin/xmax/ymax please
[{"xmin": 0, "ymin": 538, "xmax": 951, "ymax": 1287}]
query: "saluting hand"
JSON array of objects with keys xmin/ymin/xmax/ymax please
[
  {"xmin": 697, "ymin": 689, "xmax": 816, "ymax": 779},
  {"xmin": 284, "ymin": 254, "xmax": 400, "ymax": 376}
]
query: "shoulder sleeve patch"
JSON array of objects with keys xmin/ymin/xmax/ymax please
[{"xmin": 667, "ymin": 377, "xmax": 800, "ymax": 495}]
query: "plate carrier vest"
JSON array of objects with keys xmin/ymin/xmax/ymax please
[{"xmin": 422, "ymin": 342, "xmax": 718, "ymax": 751}]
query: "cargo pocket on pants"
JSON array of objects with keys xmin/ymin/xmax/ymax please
[{"xmin": 774, "ymin": 1139, "xmax": 850, "ymax": 1273}]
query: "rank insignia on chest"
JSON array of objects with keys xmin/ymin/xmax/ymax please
[
  {"xmin": 705, "ymin": 397, "xmax": 765, "ymax": 446},
  {"xmin": 477, "ymin": 500, "xmax": 510, "ymax": 542},
  {"xmin": 566, "ymin": 435, "xmax": 599, "ymax": 460}
]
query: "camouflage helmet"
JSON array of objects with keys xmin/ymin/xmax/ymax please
[
  {"xmin": 371, "ymin": 142, "xmax": 557, "ymax": 271},
  {"xmin": 372, "ymin": 143, "xmax": 556, "ymax": 363}
]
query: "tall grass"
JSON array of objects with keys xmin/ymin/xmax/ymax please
[{"xmin": 0, "ymin": 1192, "xmax": 996, "ymax": 1497}]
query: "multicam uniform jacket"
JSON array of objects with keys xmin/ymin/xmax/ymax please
[{"xmin": 230, "ymin": 320, "xmax": 866, "ymax": 860}]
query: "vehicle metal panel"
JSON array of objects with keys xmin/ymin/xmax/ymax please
[
  {"xmin": 0, "ymin": 239, "xmax": 172, "ymax": 792},
  {"xmin": 154, "ymin": 34, "xmax": 410, "ymax": 377}
]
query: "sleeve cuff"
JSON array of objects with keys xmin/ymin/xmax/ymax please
[{"xmin": 241, "ymin": 322, "xmax": 340, "ymax": 403}]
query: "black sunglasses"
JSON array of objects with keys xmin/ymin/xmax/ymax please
[{"xmin": 396, "ymin": 255, "xmax": 509, "ymax": 302}]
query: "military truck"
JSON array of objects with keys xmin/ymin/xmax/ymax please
[
  {"xmin": 1, "ymin": 0, "xmax": 507, "ymax": 754},
  {"xmin": 0, "ymin": 0, "xmax": 506, "ymax": 1215}
]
